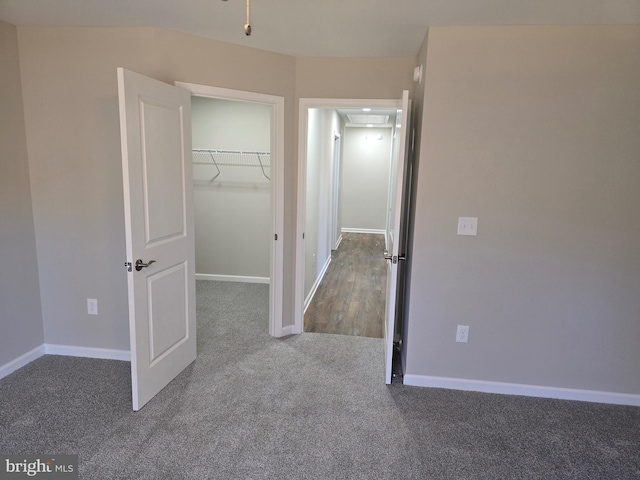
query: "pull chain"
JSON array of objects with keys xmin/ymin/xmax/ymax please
[
  {"xmin": 244, "ymin": 0, "xmax": 251, "ymax": 36},
  {"xmin": 221, "ymin": 0, "xmax": 252, "ymax": 36}
]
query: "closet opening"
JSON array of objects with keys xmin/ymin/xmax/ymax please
[
  {"xmin": 176, "ymin": 82, "xmax": 285, "ymax": 338},
  {"xmin": 192, "ymin": 96, "xmax": 272, "ymax": 288}
]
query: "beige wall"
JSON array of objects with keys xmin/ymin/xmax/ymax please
[
  {"xmin": 0, "ymin": 20, "xmax": 44, "ymax": 365},
  {"xmin": 295, "ymin": 56, "xmax": 415, "ymax": 100},
  {"xmin": 17, "ymin": 27, "xmax": 156, "ymax": 350},
  {"xmin": 16, "ymin": 26, "xmax": 296, "ymax": 350},
  {"xmin": 406, "ymin": 26, "xmax": 640, "ymax": 395}
]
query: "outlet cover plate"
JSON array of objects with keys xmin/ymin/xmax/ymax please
[{"xmin": 456, "ymin": 325, "xmax": 469, "ymax": 343}]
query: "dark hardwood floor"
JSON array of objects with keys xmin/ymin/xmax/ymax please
[{"xmin": 304, "ymin": 232, "xmax": 387, "ymax": 338}]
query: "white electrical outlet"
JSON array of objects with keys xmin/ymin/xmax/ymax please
[
  {"xmin": 456, "ymin": 325, "xmax": 469, "ymax": 343},
  {"xmin": 87, "ymin": 298, "xmax": 98, "ymax": 315}
]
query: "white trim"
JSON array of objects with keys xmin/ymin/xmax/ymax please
[
  {"xmin": 341, "ymin": 228, "xmax": 386, "ymax": 235},
  {"xmin": 1, "ymin": 343, "xmax": 131, "ymax": 380},
  {"xmin": 175, "ymin": 82, "xmax": 285, "ymax": 338},
  {"xmin": 294, "ymin": 103, "xmax": 308, "ymax": 337},
  {"xmin": 330, "ymin": 133, "xmax": 342, "ymax": 253},
  {"xmin": 295, "ymin": 98, "xmax": 402, "ymax": 335},
  {"xmin": 403, "ymin": 374, "xmax": 640, "ymax": 407},
  {"xmin": 196, "ymin": 274, "xmax": 270, "ymax": 284},
  {"xmin": 44, "ymin": 344, "xmax": 131, "ymax": 361},
  {"xmin": 0, "ymin": 345, "xmax": 45, "ymax": 380},
  {"xmin": 280, "ymin": 324, "xmax": 298, "ymax": 336},
  {"xmin": 304, "ymin": 256, "xmax": 331, "ymax": 313},
  {"xmin": 333, "ymin": 234, "xmax": 343, "ymax": 250}
]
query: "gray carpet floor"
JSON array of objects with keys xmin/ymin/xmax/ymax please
[{"xmin": 1, "ymin": 281, "xmax": 639, "ymax": 479}]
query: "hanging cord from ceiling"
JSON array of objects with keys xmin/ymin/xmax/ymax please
[
  {"xmin": 244, "ymin": 0, "xmax": 251, "ymax": 36},
  {"xmin": 220, "ymin": 0, "xmax": 251, "ymax": 36}
]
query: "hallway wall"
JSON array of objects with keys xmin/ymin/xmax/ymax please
[
  {"xmin": 341, "ymin": 127, "xmax": 392, "ymax": 231},
  {"xmin": 304, "ymin": 109, "xmax": 342, "ymax": 300}
]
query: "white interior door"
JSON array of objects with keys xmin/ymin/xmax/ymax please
[
  {"xmin": 117, "ymin": 68, "xmax": 196, "ymax": 411},
  {"xmin": 384, "ymin": 90, "xmax": 411, "ymax": 384}
]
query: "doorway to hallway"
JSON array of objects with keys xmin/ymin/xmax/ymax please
[
  {"xmin": 296, "ymin": 99, "xmax": 400, "ymax": 340},
  {"xmin": 295, "ymin": 93, "xmax": 412, "ymax": 384}
]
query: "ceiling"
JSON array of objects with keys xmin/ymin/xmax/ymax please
[
  {"xmin": 1, "ymin": 0, "xmax": 638, "ymax": 57},
  {"xmin": 337, "ymin": 108, "xmax": 397, "ymax": 128}
]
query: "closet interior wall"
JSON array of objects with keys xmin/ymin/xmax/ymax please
[{"xmin": 191, "ymin": 96, "xmax": 272, "ymax": 281}]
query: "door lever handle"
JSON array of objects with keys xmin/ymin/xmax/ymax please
[
  {"xmin": 383, "ymin": 250, "xmax": 393, "ymax": 261},
  {"xmin": 135, "ymin": 259, "xmax": 156, "ymax": 271}
]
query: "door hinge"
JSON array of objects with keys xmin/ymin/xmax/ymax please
[
  {"xmin": 124, "ymin": 261, "xmax": 132, "ymax": 272},
  {"xmin": 274, "ymin": 234, "xmax": 278, "ymax": 241},
  {"xmin": 384, "ymin": 254, "xmax": 407, "ymax": 265}
]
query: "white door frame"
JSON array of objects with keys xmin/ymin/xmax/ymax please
[
  {"xmin": 176, "ymin": 82, "xmax": 285, "ymax": 337},
  {"xmin": 330, "ymin": 132, "xmax": 342, "ymax": 250},
  {"xmin": 294, "ymin": 98, "xmax": 402, "ymax": 334}
]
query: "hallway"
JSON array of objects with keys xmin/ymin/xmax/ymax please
[{"xmin": 304, "ymin": 232, "xmax": 386, "ymax": 338}]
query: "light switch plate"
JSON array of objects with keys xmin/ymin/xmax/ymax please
[
  {"xmin": 457, "ymin": 217, "xmax": 478, "ymax": 236},
  {"xmin": 87, "ymin": 298, "xmax": 98, "ymax": 315}
]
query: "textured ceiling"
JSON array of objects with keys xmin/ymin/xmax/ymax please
[{"xmin": 1, "ymin": 0, "xmax": 639, "ymax": 57}]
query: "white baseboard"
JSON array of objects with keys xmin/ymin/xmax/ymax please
[
  {"xmin": 403, "ymin": 374, "xmax": 640, "ymax": 407},
  {"xmin": 44, "ymin": 344, "xmax": 130, "ymax": 361},
  {"xmin": 0, "ymin": 343, "xmax": 130, "ymax": 380},
  {"xmin": 196, "ymin": 273, "xmax": 270, "ymax": 284},
  {"xmin": 304, "ymin": 256, "xmax": 332, "ymax": 313},
  {"xmin": 341, "ymin": 228, "xmax": 385, "ymax": 235},
  {"xmin": 333, "ymin": 234, "xmax": 343, "ymax": 250},
  {"xmin": 0, "ymin": 345, "xmax": 46, "ymax": 380}
]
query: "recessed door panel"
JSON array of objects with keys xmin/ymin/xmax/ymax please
[
  {"xmin": 140, "ymin": 99, "xmax": 186, "ymax": 245},
  {"xmin": 148, "ymin": 263, "xmax": 188, "ymax": 365}
]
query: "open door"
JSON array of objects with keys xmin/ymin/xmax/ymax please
[
  {"xmin": 384, "ymin": 90, "xmax": 411, "ymax": 384},
  {"xmin": 117, "ymin": 68, "xmax": 196, "ymax": 411}
]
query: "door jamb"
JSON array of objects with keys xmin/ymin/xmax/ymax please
[
  {"xmin": 330, "ymin": 132, "xmax": 342, "ymax": 250},
  {"xmin": 294, "ymin": 98, "xmax": 402, "ymax": 334},
  {"xmin": 176, "ymin": 82, "xmax": 285, "ymax": 337}
]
